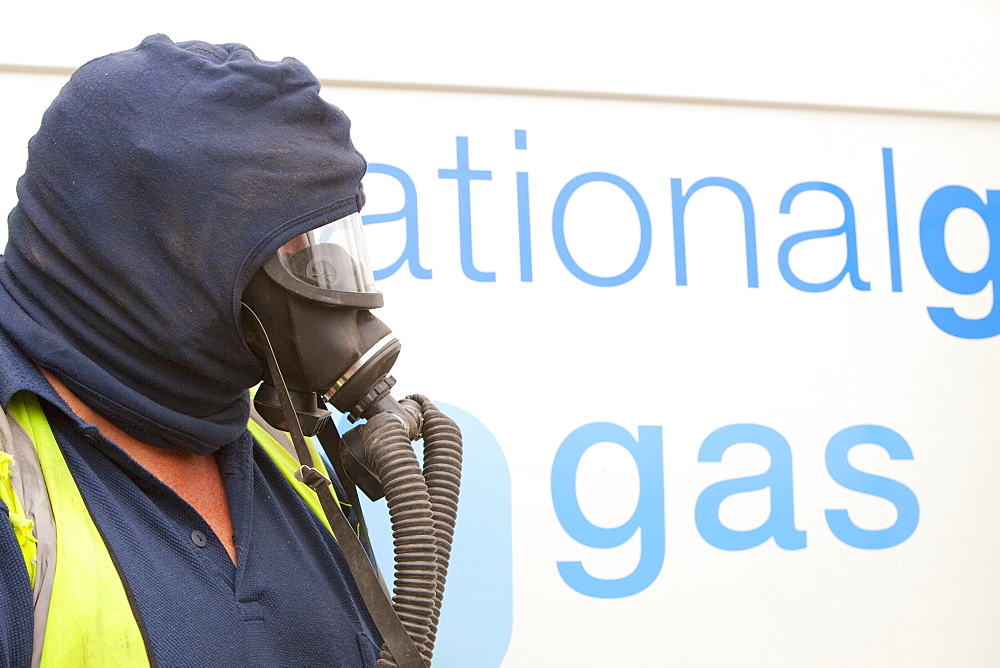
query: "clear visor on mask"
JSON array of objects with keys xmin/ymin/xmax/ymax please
[{"xmin": 275, "ymin": 212, "xmax": 377, "ymax": 294}]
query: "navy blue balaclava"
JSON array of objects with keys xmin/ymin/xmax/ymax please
[{"xmin": 0, "ymin": 34, "xmax": 367, "ymax": 454}]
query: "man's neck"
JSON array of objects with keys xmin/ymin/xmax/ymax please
[{"xmin": 40, "ymin": 368, "xmax": 237, "ymax": 565}]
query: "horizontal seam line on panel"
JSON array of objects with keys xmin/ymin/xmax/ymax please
[
  {"xmin": 321, "ymin": 78, "xmax": 1000, "ymax": 122},
  {"xmin": 2, "ymin": 62, "xmax": 998, "ymax": 122}
]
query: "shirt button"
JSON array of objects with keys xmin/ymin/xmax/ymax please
[{"xmin": 190, "ymin": 530, "xmax": 208, "ymax": 548}]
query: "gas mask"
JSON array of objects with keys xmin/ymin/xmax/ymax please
[
  {"xmin": 241, "ymin": 210, "xmax": 461, "ymax": 668},
  {"xmin": 241, "ymin": 211, "xmax": 403, "ymax": 436}
]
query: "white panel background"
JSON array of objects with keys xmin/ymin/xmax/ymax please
[
  {"xmin": 345, "ymin": 90, "xmax": 1000, "ymax": 667},
  {"xmin": 2, "ymin": 2, "xmax": 999, "ymax": 666}
]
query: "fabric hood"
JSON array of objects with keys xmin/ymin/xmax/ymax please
[{"xmin": 0, "ymin": 34, "xmax": 368, "ymax": 453}]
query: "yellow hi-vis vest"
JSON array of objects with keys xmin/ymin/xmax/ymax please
[{"xmin": 0, "ymin": 391, "xmax": 340, "ymax": 667}]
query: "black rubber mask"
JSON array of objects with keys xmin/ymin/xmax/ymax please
[{"xmin": 241, "ymin": 212, "xmax": 401, "ymax": 434}]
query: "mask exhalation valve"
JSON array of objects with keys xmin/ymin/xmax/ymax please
[{"xmin": 323, "ymin": 336, "xmax": 402, "ymax": 422}]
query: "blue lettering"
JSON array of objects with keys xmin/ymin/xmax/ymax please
[
  {"xmin": 695, "ymin": 424, "xmax": 807, "ymax": 550},
  {"xmin": 883, "ymin": 148, "xmax": 903, "ymax": 292},
  {"xmin": 919, "ymin": 185, "xmax": 1000, "ymax": 339},
  {"xmin": 362, "ymin": 163, "xmax": 432, "ymax": 280},
  {"xmin": 825, "ymin": 425, "xmax": 919, "ymax": 549},
  {"xmin": 551, "ymin": 422, "xmax": 664, "ymax": 598},
  {"xmin": 670, "ymin": 177, "xmax": 759, "ymax": 288},
  {"xmin": 515, "ymin": 130, "xmax": 532, "ymax": 282},
  {"xmin": 552, "ymin": 173, "xmax": 651, "ymax": 287},
  {"xmin": 438, "ymin": 136, "xmax": 495, "ymax": 282},
  {"xmin": 778, "ymin": 182, "xmax": 871, "ymax": 292}
]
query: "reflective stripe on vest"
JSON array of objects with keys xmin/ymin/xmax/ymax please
[{"xmin": 2, "ymin": 392, "xmax": 342, "ymax": 666}]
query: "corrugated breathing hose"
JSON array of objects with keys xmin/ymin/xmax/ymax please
[{"xmin": 359, "ymin": 395, "xmax": 462, "ymax": 668}]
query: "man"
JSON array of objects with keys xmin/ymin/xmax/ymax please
[{"xmin": 0, "ymin": 34, "xmax": 383, "ymax": 666}]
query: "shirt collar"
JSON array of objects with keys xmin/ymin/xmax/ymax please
[{"xmin": 0, "ymin": 324, "xmax": 77, "ymax": 420}]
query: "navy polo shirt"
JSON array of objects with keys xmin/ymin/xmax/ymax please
[{"xmin": 0, "ymin": 331, "xmax": 382, "ymax": 666}]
